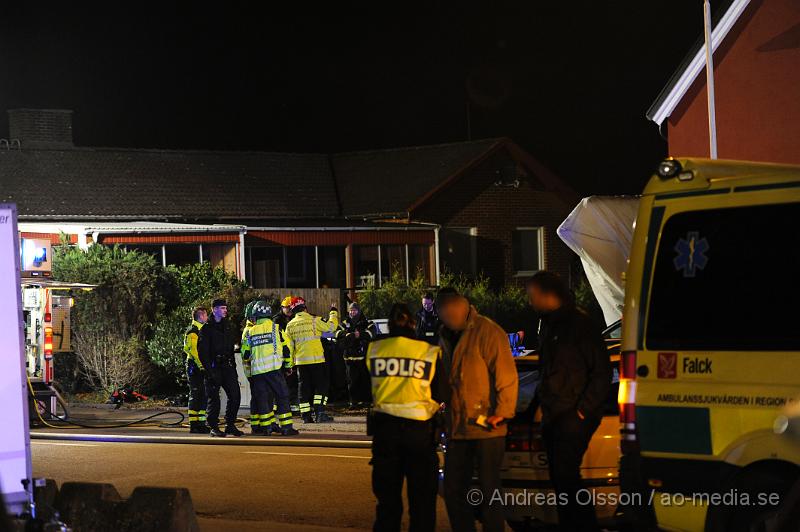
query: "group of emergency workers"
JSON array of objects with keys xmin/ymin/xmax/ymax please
[
  {"xmin": 182, "ymin": 279, "xmax": 606, "ymax": 531},
  {"xmin": 182, "ymin": 293, "xmax": 441, "ymax": 437}
]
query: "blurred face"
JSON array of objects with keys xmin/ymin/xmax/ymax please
[
  {"xmin": 528, "ymin": 285, "xmax": 560, "ymax": 314},
  {"xmin": 213, "ymin": 305, "xmax": 228, "ymax": 321},
  {"xmin": 349, "ymin": 307, "xmax": 360, "ymax": 319},
  {"xmin": 282, "ymin": 305, "xmax": 291, "ymax": 316},
  {"xmin": 195, "ymin": 310, "xmax": 208, "ymax": 324},
  {"xmin": 422, "ymin": 297, "xmax": 434, "ymax": 312},
  {"xmin": 438, "ymin": 297, "xmax": 470, "ymax": 331}
]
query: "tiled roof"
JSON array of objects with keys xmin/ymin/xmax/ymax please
[
  {"xmin": 0, "ymin": 148, "xmax": 336, "ymax": 220},
  {"xmin": 333, "ymin": 138, "xmax": 501, "ymax": 217}
]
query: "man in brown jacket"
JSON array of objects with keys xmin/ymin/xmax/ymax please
[{"xmin": 437, "ymin": 287, "xmax": 518, "ymax": 532}]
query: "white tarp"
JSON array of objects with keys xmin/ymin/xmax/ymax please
[{"xmin": 557, "ymin": 196, "xmax": 640, "ymax": 326}]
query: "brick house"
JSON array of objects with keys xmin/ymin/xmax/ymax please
[
  {"xmin": 4, "ymin": 109, "xmax": 577, "ymax": 290},
  {"xmin": 647, "ymin": 0, "xmax": 800, "ymax": 163}
]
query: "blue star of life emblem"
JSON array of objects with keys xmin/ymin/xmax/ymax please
[{"xmin": 673, "ymin": 231, "xmax": 709, "ymax": 278}]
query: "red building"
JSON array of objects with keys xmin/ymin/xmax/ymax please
[
  {"xmin": 4, "ymin": 109, "xmax": 577, "ymax": 289},
  {"xmin": 647, "ymin": 0, "xmax": 800, "ymax": 164}
]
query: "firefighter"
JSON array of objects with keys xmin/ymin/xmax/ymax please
[
  {"xmin": 198, "ymin": 298, "xmax": 243, "ymax": 438},
  {"xmin": 273, "ymin": 296, "xmax": 297, "ymax": 402},
  {"xmin": 367, "ymin": 303, "xmax": 445, "ymax": 532},
  {"xmin": 284, "ymin": 297, "xmax": 339, "ymax": 423},
  {"xmin": 184, "ymin": 306, "xmax": 209, "ymax": 434},
  {"xmin": 415, "ymin": 292, "xmax": 441, "ymax": 345},
  {"xmin": 335, "ymin": 302, "xmax": 377, "ymax": 408},
  {"xmin": 243, "ymin": 300, "xmax": 299, "ymax": 436}
]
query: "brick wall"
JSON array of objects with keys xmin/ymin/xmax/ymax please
[
  {"xmin": 7, "ymin": 109, "xmax": 73, "ymax": 149},
  {"xmin": 413, "ymin": 151, "xmax": 576, "ymax": 286}
]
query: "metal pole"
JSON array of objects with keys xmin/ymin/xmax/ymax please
[
  {"xmin": 315, "ymin": 246, "xmax": 320, "ymax": 288},
  {"xmin": 198, "ymin": 243, "xmax": 204, "ymax": 263},
  {"xmin": 377, "ymin": 245, "xmax": 382, "ymax": 288},
  {"xmin": 703, "ymin": 0, "xmax": 718, "ymax": 159},
  {"xmin": 405, "ymin": 244, "xmax": 410, "ymax": 285},
  {"xmin": 161, "ymin": 245, "xmax": 167, "ymax": 268}
]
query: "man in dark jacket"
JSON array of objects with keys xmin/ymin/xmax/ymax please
[
  {"xmin": 198, "ymin": 298, "xmax": 243, "ymax": 438},
  {"xmin": 335, "ymin": 302, "xmax": 377, "ymax": 407},
  {"xmin": 529, "ymin": 271, "xmax": 611, "ymax": 532},
  {"xmin": 415, "ymin": 292, "xmax": 441, "ymax": 345}
]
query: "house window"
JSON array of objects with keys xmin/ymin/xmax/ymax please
[
  {"xmin": 354, "ymin": 245, "xmax": 379, "ymax": 288},
  {"xmin": 440, "ymin": 227, "xmax": 477, "ymax": 277},
  {"xmin": 380, "ymin": 245, "xmax": 406, "ymax": 285},
  {"xmin": 408, "ymin": 245, "xmax": 432, "ymax": 284},
  {"xmin": 512, "ymin": 227, "xmax": 543, "ymax": 275},
  {"xmin": 317, "ymin": 246, "xmax": 346, "ymax": 289}
]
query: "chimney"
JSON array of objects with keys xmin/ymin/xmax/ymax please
[{"xmin": 8, "ymin": 108, "xmax": 74, "ymax": 149}]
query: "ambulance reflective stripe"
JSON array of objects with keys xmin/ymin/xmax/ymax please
[
  {"xmin": 246, "ymin": 319, "xmax": 285, "ymax": 376},
  {"xmin": 367, "ymin": 336, "xmax": 441, "ymax": 421},
  {"xmin": 285, "ymin": 310, "xmax": 340, "ymax": 366}
]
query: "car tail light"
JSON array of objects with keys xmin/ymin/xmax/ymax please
[
  {"xmin": 619, "ymin": 350, "xmax": 639, "ymax": 454},
  {"xmin": 506, "ymin": 422, "xmax": 543, "ymax": 452}
]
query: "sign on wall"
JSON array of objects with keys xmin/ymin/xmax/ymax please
[{"xmin": 0, "ymin": 204, "xmax": 32, "ymax": 514}]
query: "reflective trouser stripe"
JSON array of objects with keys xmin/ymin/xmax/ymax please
[
  {"xmin": 313, "ymin": 394, "xmax": 323, "ymax": 406},
  {"xmin": 250, "ymin": 415, "xmax": 258, "ymax": 425},
  {"xmin": 262, "ymin": 412, "xmax": 275, "ymax": 425},
  {"xmin": 299, "ymin": 402, "xmax": 311, "ymax": 413},
  {"xmin": 278, "ymin": 412, "xmax": 293, "ymax": 426},
  {"xmin": 189, "ymin": 410, "xmax": 207, "ymax": 422}
]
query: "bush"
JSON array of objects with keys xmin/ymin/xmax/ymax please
[
  {"xmin": 357, "ymin": 269, "xmax": 528, "ymax": 331},
  {"xmin": 73, "ymin": 327, "xmax": 151, "ymax": 392},
  {"xmin": 146, "ymin": 263, "xmax": 279, "ymax": 387}
]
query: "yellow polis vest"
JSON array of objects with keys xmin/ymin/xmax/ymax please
[{"xmin": 366, "ymin": 336, "xmax": 441, "ymax": 421}]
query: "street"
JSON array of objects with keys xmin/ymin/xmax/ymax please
[{"xmin": 32, "ymin": 440, "xmax": 450, "ymax": 531}]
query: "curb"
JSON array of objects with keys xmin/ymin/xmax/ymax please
[{"xmin": 30, "ymin": 431, "xmax": 372, "ymax": 449}]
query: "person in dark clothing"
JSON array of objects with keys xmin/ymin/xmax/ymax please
[
  {"xmin": 273, "ymin": 296, "xmax": 298, "ymax": 402},
  {"xmin": 529, "ymin": 271, "xmax": 611, "ymax": 532},
  {"xmin": 415, "ymin": 292, "xmax": 441, "ymax": 345},
  {"xmin": 367, "ymin": 303, "xmax": 447, "ymax": 532},
  {"xmin": 335, "ymin": 302, "xmax": 377, "ymax": 407},
  {"xmin": 198, "ymin": 298, "xmax": 243, "ymax": 438}
]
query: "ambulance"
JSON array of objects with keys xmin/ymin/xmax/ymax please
[{"xmin": 619, "ymin": 158, "xmax": 800, "ymax": 531}]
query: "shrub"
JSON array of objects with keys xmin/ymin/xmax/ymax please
[{"xmin": 72, "ymin": 326, "xmax": 151, "ymax": 392}]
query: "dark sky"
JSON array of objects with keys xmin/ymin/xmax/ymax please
[{"xmin": 0, "ymin": 2, "xmax": 719, "ymax": 194}]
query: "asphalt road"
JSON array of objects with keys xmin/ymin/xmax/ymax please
[{"xmin": 31, "ymin": 440, "xmax": 451, "ymax": 531}]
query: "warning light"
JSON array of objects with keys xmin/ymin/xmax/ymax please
[{"xmin": 44, "ymin": 326, "xmax": 53, "ymax": 358}]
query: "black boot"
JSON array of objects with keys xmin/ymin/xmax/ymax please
[
  {"xmin": 279, "ymin": 425, "xmax": 299, "ymax": 436},
  {"xmin": 209, "ymin": 426, "xmax": 226, "ymax": 438},
  {"xmin": 190, "ymin": 423, "xmax": 211, "ymax": 434},
  {"xmin": 251, "ymin": 424, "xmax": 265, "ymax": 436},
  {"xmin": 302, "ymin": 413, "xmax": 315, "ymax": 424},
  {"xmin": 225, "ymin": 425, "xmax": 244, "ymax": 437},
  {"xmin": 315, "ymin": 406, "xmax": 334, "ymax": 423}
]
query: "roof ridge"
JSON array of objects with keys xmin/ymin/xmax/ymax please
[{"xmin": 331, "ymin": 137, "xmax": 505, "ymax": 157}]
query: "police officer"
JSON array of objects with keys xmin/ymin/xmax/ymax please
[
  {"xmin": 367, "ymin": 303, "xmax": 445, "ymax": 532},
  {"xmin": 198, "ymin": 298, "xmax": 243, "ymax": 438},
  {"xmin": 335, "ymin": 302, "xmax": 377, "ymax": 408},
  {"xmin": 243, "ymin": 300, "xmax": 299, "ymax": 436},
  {"xmin": 184, "ymin": 306, "xmax": 209, "ymax": 434},
  {"xmin": 415, "ymin": 292, "xmax": 441, "ymax": 345},
  {"xmin": 284, "ymin": 297, "xmax": 339, "ymax": 423}
]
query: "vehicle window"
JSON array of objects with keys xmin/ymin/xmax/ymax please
[
  {"xmin": 604, "ymin": 322, "xmax": 622, "ymax": 340},
  {"xmin": 646, "ymin": 202, "xmax": 800, "ymax": 351},
  {"xmin": 514, "ymin": 361, "xmax": 620, "ymax": 416}
]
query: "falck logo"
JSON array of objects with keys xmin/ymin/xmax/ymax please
[
  {"xmin": 673, "ymin": 231, "xmax": 709, "ymax": 278},
  {"xmin": 658, "ymin": 352, "xmax": 677, "ymax": 379}
]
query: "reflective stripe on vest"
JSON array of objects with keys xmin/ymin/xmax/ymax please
[
  {"xmin": 247, "ymin": 319, "xmax": 284, "ymax": 375},
  {"xmin": 367, "ymin": 336, "xmax": 441, "ymax": 421}
]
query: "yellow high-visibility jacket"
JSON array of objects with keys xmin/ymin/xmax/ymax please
[
  {"xmin": 367, "ymin": 335, "xmax": 441, "ymax": 421},
  {"xmin": 243, "ymin": 317, "xmax": 287, "ymax": 376},
  {"xmin": 285, "ymin": 310, "xmax": 339, "ymax": 366},
  {"xmin": 240, "ymin": 320, "xmax": 254, "ymax": 378},
  {"xmin": 183, "ymin": 319, "xmax": 205, "ymax": 369}
]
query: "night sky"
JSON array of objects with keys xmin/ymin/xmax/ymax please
[{"xmin": 0, "ymin": 3, "xmax": 722, "ymax": 195}]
